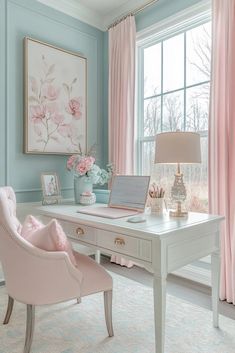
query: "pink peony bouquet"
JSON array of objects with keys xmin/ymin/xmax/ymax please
[{"xmin": 67, "ymin": 145, "xmax": 113, "ymax": 185}]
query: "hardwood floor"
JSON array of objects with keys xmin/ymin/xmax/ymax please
[{"xmin": 101, "ymin": 256, "xmax": 235, "ymax": 320}]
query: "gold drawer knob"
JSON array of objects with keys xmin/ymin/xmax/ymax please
[
  {"xmin": 76, "ymin": 227, "xmax": 85, "ymax": 236},
  {"xmin": 114, "ymin": 237, "xmax": 125, "ymax": 246}
]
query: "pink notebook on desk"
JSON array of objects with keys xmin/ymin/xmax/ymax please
[
  {"xmin": 77, "ymin": 175, "xmax": 150, "ymax": 219},
  {"xmin": 77, "ymin": 206, "xmax": 139, "ymax": 219}
]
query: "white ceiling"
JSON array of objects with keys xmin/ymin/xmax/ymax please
[
  {"xmin": 37, "ymin": 0, "xmax": 155, "ymax": 31},
  {"xmin": 78, "ymin": 0, "xmax": 131, "ymax": 16}
]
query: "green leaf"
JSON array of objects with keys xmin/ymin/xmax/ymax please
[
  {"xmin": 47, "ymin": 63, "xmax": 55, "ymax": 76},
  {"xmin": 63, "ymin": 83, "xmax": 70, "ymax": 95}
]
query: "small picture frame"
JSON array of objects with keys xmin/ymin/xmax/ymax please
[{"xmin": 41, "ymin": 173, "xmax": 61, "ymax": 205}]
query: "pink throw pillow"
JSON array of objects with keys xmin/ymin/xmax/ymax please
[
  {"xmin": 21, "ymin": 216, "xmax": 77, "ymax": 267},
  {"xmin": 21, "ymin": 215, "xmax": 44, "ymax": 239}
]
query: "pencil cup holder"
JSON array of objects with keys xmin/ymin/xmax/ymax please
[{"xmin": 151, "ymin": 198, "xmax": 164, "ymax": 214}]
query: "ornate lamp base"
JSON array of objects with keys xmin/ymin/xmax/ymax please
[
  {"xmin": 170, "ymin": 164, "xmax": 188, "ymax": 218},
  {"xmin": 170, "ymin": 201, "xmax": 188, "ymax": 217}
]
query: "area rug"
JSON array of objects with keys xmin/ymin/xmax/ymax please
[{"xmin": 0, "ymin": 272, "xmax": 234, "ymax": 353}]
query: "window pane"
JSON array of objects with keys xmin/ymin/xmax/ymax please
[
  {"xmin": 142, "ymin": 141, "xmax": 155, "ymax": 176},
  {"xmin": 183, "ymin": 136, "xmax": 208, "ymax": 212},
  {"xmin": 151, "ymin": 164, "xmax": 177, "ymax": 202},
  {"xmin": 144, "ymin": 43, "xmax": 161, "ymax": 98},
  {"xmin": 144, "ymin": 97, "xmax": 161, "ymax": 137},
  {"xmin": 186, "ymin": 23, "xmax": 211, "ymax": 86},
  {"xmin": 162, "ymin": 91, "xmax": 184, "ymax": 131},
  {"xmin": 186, "ymin": 83, "xmax": 209, "ymax": 132},
  {"xmin": 163, "ymin": 34, "xmax": 184, "ymax": 92},
  {"xmin": 138, "ymin": 21, "xmax": 211, "ymax": 216}
]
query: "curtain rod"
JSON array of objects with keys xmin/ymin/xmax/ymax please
[{"xmin": 108, "ymin": 0, "xmax": 159, "ymax": 30}]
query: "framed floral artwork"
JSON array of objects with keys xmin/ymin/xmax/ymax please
[{"xmin": 24, "ymin": 37, "xmax": 87, "ymax": 154}]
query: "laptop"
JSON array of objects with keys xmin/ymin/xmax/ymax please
[{"xmin": 77, "ymin": 175, "xmax": 150, "ymax": 219}]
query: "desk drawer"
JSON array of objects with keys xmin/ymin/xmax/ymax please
[
  {"xmin": 97, "ymin": 230, "xmax": 152, "ymax": 262},
  {"xmin": 57, "ymin": 220, "xmax": 97, "ymax": 245}
]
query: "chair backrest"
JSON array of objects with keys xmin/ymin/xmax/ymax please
[
  {"xmin": 0, "ymin": 187, "xmax": 38, "ymax": 297},
  {"xmin": 0, "ymin": 187, "xmax": 82, "ymax": 304},
  {"xmin": 0, "ymin": 187, "xmax": 22, "ymax": 235}
]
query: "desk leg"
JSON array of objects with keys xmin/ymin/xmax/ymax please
[
  {"xmin": 211, "ymin": 250, "xmax": 220, "ymax": 328},
  {"xmin": 95, "ymin": 250, "xmax": 101, "ymax": 264},
  {"xmin": 153, "ymin": 275, "xmax": 166, "ymax": 353}
]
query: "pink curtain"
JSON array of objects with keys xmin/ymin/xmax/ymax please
[
  {"xmin": 108, "ymin": 15, "xmax": 136, "ymax": 174},
  {"xmin": 108, "ymin": 16, "xmax": 136, "ymax": 267},
  {"xmin": 209, "ymin": 0, "xmax": 235, "ymax": 304}
]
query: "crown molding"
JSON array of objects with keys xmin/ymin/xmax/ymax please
[
  {"xmin": 37, "ymin": 0, "xmax": 105, "ymax": 31},
  {"xmin": 37, "ymin": 0, "xmax": 210, "ymax": 33},
  {"xmin": 37, "ymin": 0, "xmax": 157, "ymax": 31}
]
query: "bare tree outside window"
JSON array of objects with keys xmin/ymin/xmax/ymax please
[{"xmin": 163, "ymin": 93, "xmax": 184, "ymax": 131}]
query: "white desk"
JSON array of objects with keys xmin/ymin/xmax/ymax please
[{"xmin": 37, "ymin": 203, "xmax": 224, "ymax": 353}]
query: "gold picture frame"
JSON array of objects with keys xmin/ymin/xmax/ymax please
[
  {"xmin": 41, "ymin": 172, "xmax": 61, "ymax": 205},
  {"xmin": 24, "ymin": 37, "xmax": 87, "ymax": 155}
]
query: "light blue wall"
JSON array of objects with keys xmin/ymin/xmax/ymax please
[
  {"xmin": 0, "ymin": 0, "xmax": 105, "ymax": 202},
  {"xmin": 0, "ymin": 0, "xmax": 207, "ymax": 202},
  {"xmin": 136, "ymin": 0, "xmax": 206, "ymax": 31}
]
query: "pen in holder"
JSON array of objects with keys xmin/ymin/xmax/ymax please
[
  {"xmin": 149, "ymin": 183, "xmax": 165, "ymax": 215},
  {"xmin": 151, "ymin": 197, "xmax": 164, "ymax": 214}
]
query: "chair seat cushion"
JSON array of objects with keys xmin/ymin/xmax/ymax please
[
  {"xmin": 73, "ymin": 252, "xmax": 112, "ymax": 296},
  {"xmin": 21, "ymin": 216, "xmax": 77, "ymax": 267}
]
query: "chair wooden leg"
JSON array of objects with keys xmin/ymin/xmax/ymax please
[
  {"xmin": 23, "ymin": 305, "xmax": 35, "ymax": 353},
  {"xmin": 104, "ymin": 290, "xmax": 114, "ymax": 337},
  {"xmin": 3, "ymin": 296, "xmax": 14, "ymax": 324}
]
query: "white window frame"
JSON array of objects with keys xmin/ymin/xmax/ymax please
[
  {"xmin": 135, "ymin": 1, "xmax": 211, "ymax": 175},
  {"xmin": 135, "ymin": 1, "xmax": 212, "ymax": 285}
]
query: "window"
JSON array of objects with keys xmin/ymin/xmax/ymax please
[{"xmin": 137, "ymin": 17, "xmax": 211, "ymax": 213}]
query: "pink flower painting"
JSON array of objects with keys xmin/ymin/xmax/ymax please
[
  {"xmin": 30, "ymin": 105, "xmax": 46, "ymax": 123},
  {"xmin": 66, "ymin": 98, "xmax": 82, "ymax": 119},
  {"xmin": 42, "ymin": 84, "xmax": 60, "ymax": 101},
  {"xmin": 25, "ymin": 38, "xmax": 87, "ymax": 154}
]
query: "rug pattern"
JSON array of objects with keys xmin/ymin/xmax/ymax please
[{"xmin": 0, "ymin": 273, "xmax": 234, "ymax": 353}]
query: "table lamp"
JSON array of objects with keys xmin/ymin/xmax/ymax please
[{"xmin": 155, "ymin": 131, "xmax": 201, "ymax": 217}]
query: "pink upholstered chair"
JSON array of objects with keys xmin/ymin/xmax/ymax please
[{"xmin": 0, "ymin": 187, "xmax": 113, "ymax": 353}]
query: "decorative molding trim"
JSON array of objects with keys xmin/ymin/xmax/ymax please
[
  {"xmin": 6, "ymin": 1, "xmax": 10, "ymax": 185},
  {"xmin": 37, "ymin": 0, "xmax": 159, "ymax": 31},
  {"xmin": 137, "ymin": 0, "xmax": 211, "ymax": 45},
  {"xmin": 0, "ymin": 0, "xmax": 7, "ymax": 185},
  {"xmin": 37, "ymin": 0, "xmax": 104, "ymax": 30},
  {"xmin": 15, "ymin": 187, "xmax": 73, "ymax": 194},
  {"xmin": 9, "ymin": 0, "xmax": 98, "ymax": 41}
]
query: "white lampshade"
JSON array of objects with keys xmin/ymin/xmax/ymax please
[{"xmin": 155, "ymin": 132, "xmax": 201, "ymax": 164}]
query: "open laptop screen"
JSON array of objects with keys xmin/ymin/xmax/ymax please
[{"xmin": 109, "ymin": 175, "xmax": 150, "ymax": 211}]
